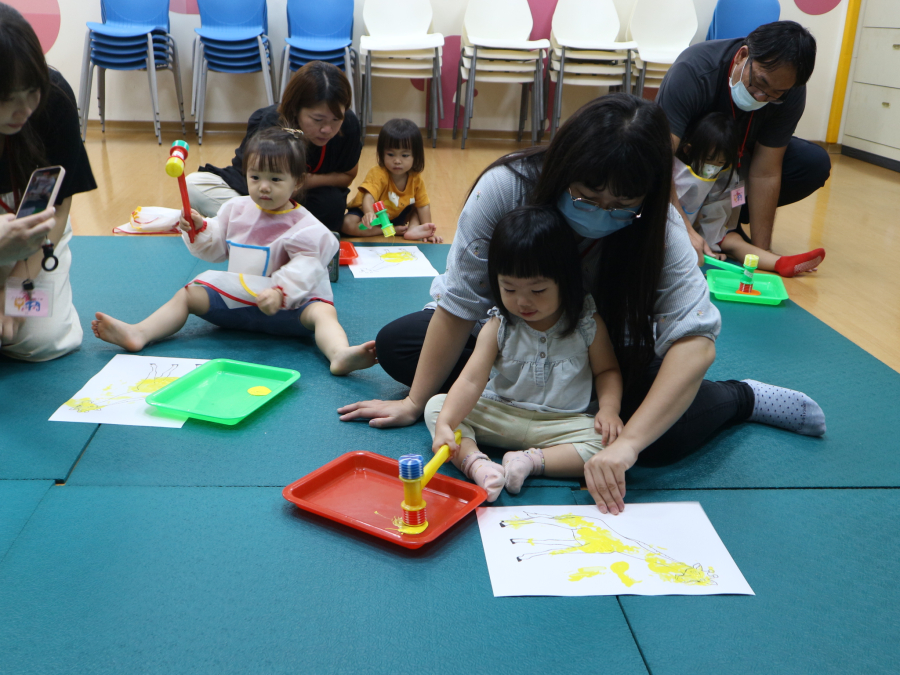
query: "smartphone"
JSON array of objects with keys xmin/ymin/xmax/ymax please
[{"xmin": 15, "ymin": 166, "xmax": 66, "ymax": 218}]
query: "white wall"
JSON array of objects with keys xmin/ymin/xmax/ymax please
[{"xmin": 47, "ymin": 0, "xmax": 849, "ymax": 141}]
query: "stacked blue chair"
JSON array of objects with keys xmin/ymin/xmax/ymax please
[
  {"xmin": 78, "ymin": 0, "xmax": 185, "ymax": 144},
  {"xmin": 193, "ymin": 0, "xmax": 276, "ymax": 144},
  {"xmin": 281, "ymin": 0, "xmax": 357, "ymax": 110},
  {"xmin": 706, "ymin": 0, "xmax": 780, "ymax": 40}
]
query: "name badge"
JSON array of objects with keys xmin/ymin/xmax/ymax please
[
  {"xmin": 5, "ymin": 278, "xmax": 53, "ymax": 318},
  {"xmin": 731, "ymin": 185, "xmax": 746, "ymax": 208}
]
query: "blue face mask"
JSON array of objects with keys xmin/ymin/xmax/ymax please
[
  {"xmin": 557, "ymin": 192, "xmax": 640, "ymax": 239},
  {"xmin": 730, "ymin": 58, "xmax": 768, "ymax": 112}
]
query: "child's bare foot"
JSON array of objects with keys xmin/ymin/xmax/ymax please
[
  {"xmin": 403, "ymin": 222, "xmax": 443, "ymax": 243},
  {"xmin": 330, "ymin": 340, "xmax": 378, "ymax": 375},
  {"xmin": 91, "ymin": 312, "xmax": 147, "ymax": 352}
]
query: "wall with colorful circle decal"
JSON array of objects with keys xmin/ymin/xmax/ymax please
[
  {"xmin": 795, "ymin": 0, "xmax": 843, "ymax": 16},
  {"xmin": 36, "ymin": 0, "xmax": 851, "ymax": 141},
  {"xmin": 9, "ymin": 0, "xmax": 60, "ymax": 53}
]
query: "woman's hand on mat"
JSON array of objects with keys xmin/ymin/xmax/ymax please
[
  {"xmin": 179, "ymin": 209, "xmax": 204, "ymax": 235},
  {"xmin": 584, "ymin": 441, "xmax": 639, "ymax": 516},
  {"xmin": 0, "ymin": 210, "xmax": 55, "ymax": 266},
  {"xmin": 594, "ymin": 407, "xmax": 624, "ymax": 445},
  {"xmin": 256, "ymin": 288, "xmax": 283, "ymax": 316},
  {"xmin": 337, "ymin": 396, "xmax": 421, "ymax": 428},
  {"xmin": 432, "ymin": 423, "xmax": 461, "ymax": 458}
]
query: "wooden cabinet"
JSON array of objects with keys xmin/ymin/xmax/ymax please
[{"xmin": 842, "ymin": 0, "xmax": 900, "ymax": 171}]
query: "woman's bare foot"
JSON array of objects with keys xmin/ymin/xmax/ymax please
[
  {"xmin": 330, "ymin": 340, "xmax": 378, "ymax": 375},
  {"xmin": 91, "ymin": 312, "xmax": 147, "ymax": 352},
  {"xmin": 403, "ymin": 222, "xmax": 443, "ymax": 243}
]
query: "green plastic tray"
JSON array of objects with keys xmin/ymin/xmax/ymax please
[
  {"xmin": 706, "ymin": 269, "xmax": 789, "ymax": 305},
  {"xmin": 146, "ymin": 358, "xmax": 300, "ymax": 425}
]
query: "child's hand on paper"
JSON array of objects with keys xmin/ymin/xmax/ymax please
[
  {"xmin": 256, "ymin": 288, "xmax": 283, "ymax": 316},
  {"xmin": 179, "ymin": 209, "xmax": 204, "ymax": 235},
  {"xmin": 432, "ymin": 423, "xmax": 461, "ymax": 459},
  {"xmin": 594, "ymin": 406, "xmax": 624, "ymax": 445}
]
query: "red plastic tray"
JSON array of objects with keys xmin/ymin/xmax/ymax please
[
  {"xmin": 339, "ymin": 241, "xmax": 358, "ymax": 265},
  {"xmin": 282, "ymin": 451, "xmax": 487, "ymax": 549}
]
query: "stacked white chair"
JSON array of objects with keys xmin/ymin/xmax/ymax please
[
  {"xmin": 548, "ymin": 0, "xmax": 637, "ymax": 138},
  {"xmin": 359, "ymin": 0, "xmax": 444, "ymax": 147},
  {"xmin": 454, "ymin": 0, "xmax": 550, "ymax": 149},
  {"xmin": 627, "ymin": 0, "xmax": 698, "ymax": 95}
]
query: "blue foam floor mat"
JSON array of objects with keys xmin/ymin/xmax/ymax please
[
  {"xmin": 627, "ymin": 297, "xmax": 900, "ymax": 490},
  {"xmin": 0, "ymin": 485, "xmax": 646, "ymax": 675},
  {"xmin": 12, "ymin": 237, "xmax": 900, "ymax": 490},
  {"xmin": 574, "ymin": 489, "xmax": 900, "ymax": 674},
  {"xmin": 0, "ymin": 481, "xmax": 52, "ymax": 560}
]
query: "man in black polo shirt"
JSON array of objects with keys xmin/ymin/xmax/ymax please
[{"xmin": 657, "ymin": 21, "xmax": 830, "ymax": 262}]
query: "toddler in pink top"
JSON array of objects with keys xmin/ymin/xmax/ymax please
[{"xmin": 92, "ymin": 128, "xmax": 377, "ymax": 375}]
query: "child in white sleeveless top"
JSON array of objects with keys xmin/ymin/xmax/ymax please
[
  {"xmin": 675, "ymin": 112, "xmax": 825, "ymax": 277},
  {"xmin": 425, "ymin": 206, "xmax": 623, "ymax": 501}
]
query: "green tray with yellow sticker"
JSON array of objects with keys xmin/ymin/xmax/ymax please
[{"xmin": 146, "ymin": 358, "xmax": 300, "ymax": 425}]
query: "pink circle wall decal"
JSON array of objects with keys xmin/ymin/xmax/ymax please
[
  {"xmin": 794, "ymin": 0, "xmax": 842, "ymax": 15},
  {"xmin": 9, "ymin": 0, "xmax": 61, "ymax": 54},
  {"xmin": 170, "ymin": 0, "xmax": 200, "ymax": 15}
]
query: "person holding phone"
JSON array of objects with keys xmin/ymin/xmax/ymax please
[{"xmin": 0, "ymin": 3, "xmax": 97, "ymax": 361}]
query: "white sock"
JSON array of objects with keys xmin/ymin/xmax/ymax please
[
  {"xmin": 460, "ymin": 452, "xmax": 506, "ymax": 502},
  {"xmin": 501, "ymin": 449, "xmax": 544, "ymax": 494},
  {"xmin": 743, "ymin": 379, "xmax": 826, "ymax": 436}
]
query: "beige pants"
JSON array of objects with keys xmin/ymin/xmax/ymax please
[
  {"xmin": 1, "ymin": 220, "xmax": 82, "ymax": 362},
  {"xmin": 185, "ymin": 172, "xmax": 240, "ymax": 217},
  {"xmin": 425, "ymin": 395, "xmax": 606, "ymax": 463}
]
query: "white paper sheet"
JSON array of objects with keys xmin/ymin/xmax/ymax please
[
  {"xmin": 476, "ymin": 503, "xmax": 754, "ymax": 597},
  {"xmin": 49, "ymin": 355, "xmax": 208, "ymax": 428},
  {"xmin": 348, "ymin": 246, "xmax": 439, "ymax": 278}
]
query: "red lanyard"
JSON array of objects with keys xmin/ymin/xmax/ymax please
[
  {"xmin": 0, "ymin": 190, "xmax": 18, "ymax": 214},
  {"xmin": 307, "ymin": 144, "xmax": 326, "ymax": 174},
  {"xmin": 728, "ymin": 52, "xmax": 755, "ymax": 169}
]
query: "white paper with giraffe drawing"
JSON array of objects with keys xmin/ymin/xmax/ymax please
[{"xmin": 476, "ymin": 503, "xmax": 753, "ymax": 597}]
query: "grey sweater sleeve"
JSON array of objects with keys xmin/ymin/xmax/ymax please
[
  {"xmin": 429, "ymin": 164, "xmax": 530, "ymax": 321},
  {"xmin": 653, "ymin": 204, "xmax": 721, "ymax": 355}
]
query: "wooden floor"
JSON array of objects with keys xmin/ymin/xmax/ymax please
[{"xmin": 71, "ymin": 124, "xmax": 900, "ymax": 373}]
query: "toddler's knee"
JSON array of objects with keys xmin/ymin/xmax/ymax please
[{"xmin": 423, "ymin": 394, "xmax": 447, "ymax": 435}]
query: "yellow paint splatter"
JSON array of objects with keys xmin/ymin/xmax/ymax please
[
  {"xmin": 569, "ymin": 567, "xmax": 606, "ymax": 582},
  {"xmin": 65, "ymin": 398, "xmax": 102, "ymax": 413},
  {"xmin": 129, "ymin": 377, "xmax": 177, "ymax": 394},
  {"xmin": 247, "ymin": 386, "xmax": 271, "ymax": 396},
  {"xmin": 644, "ymin": 553, "xmax": 715, "ymax": 586},
  {"xmin": 373, "ymin": 511, "xmax": 429, "ymax": 535},
  {"xmin": 379, "ymin": 251, "xmax": 416, "ymax": 264},
  {"xmin": 610, "ymin": 561, "xmax": 640, "ymax": 587},
  {"xmin": 547, "ymin": 518, "xmax": 640, "ymax": 557}
]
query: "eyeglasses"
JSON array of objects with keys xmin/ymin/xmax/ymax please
[
  {"xmin": 567, "ymin": 188, "xmax": 643, "ymax": 221},
  {"xmin": 745, "ymin": 58, "xmax": 785, "ymax": 105}
]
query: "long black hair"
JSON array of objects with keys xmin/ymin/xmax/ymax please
[
  {"xmin": 488, "ymin": 205, "xmax": 584, "ymax": 337},
  {"xmin": 471, "ymin": 93, "xmax": 672, "ymax": 391},
  {"xmin": 676, "ymin": 112, "xmax": 738, "ymax": 176},
  {"xmin": 0, "ymin": 3, "xmax": 51, "ymax": 193}
]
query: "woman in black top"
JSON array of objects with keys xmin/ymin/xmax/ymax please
[
  {"xmin": 0, "ymin": 3, "xmax": 97, "ymax": 361},
  {"xmin": 186, "ymin": 61, "xmax": 361, "ymax": 232}
]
